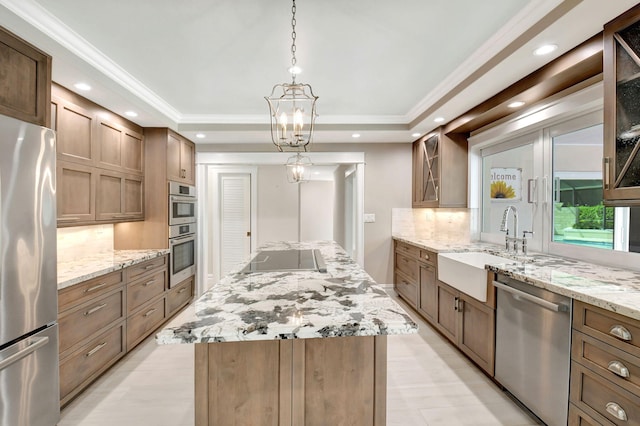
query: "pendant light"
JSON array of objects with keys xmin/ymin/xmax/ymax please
[
  {"xmin": 265, "ymin": 0, "xmax": 319, "ymax": 153},
  {"xmin": 285, "ymin": 152, "xmax": 312, "ymax": 183}
]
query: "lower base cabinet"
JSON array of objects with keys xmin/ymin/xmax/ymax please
[
  {"xmin": 393, "ymin": 240, "xmax": 496, "ymax": 377},
  {"xmin": 58, "ymin": 255, "xmax": 194, "ymax": 407}
]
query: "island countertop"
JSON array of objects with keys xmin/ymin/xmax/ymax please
[{"xmin": 157, "ymin": 241, "xmax": 418, "ymax": 344}]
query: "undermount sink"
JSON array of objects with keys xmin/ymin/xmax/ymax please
[{"xmin": 437, "ymin": 252, "xmax": 510, "ymax": 302}]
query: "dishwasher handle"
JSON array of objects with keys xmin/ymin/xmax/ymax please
[{"xmin": 493, "ymin": 281, "xmax": 569, "ymax": 312}]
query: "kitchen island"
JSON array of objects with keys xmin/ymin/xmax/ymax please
[{"xmin": 157, "ymin": 241, "xmax": 417, "ymax": 426}]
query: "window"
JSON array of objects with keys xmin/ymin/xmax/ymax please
[{"xmin": 470, "ymin": 83, "xmax": 640, "ymax": 267}]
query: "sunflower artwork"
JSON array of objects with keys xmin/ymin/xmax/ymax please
[
  {"xmin": 491, "ymin": 180, "xmax": 516, "ymax": 199},
  {"xmin": 490, "ymin": 167, "xmax": 521, "ymax": 201}
]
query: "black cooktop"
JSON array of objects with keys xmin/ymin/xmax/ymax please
[{"xmin": 239, "ymin": 249, "xmax": 326, "ymax": 274}]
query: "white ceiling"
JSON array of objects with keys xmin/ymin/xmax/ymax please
[{"xmin": 0, "ymin": 0, "xmax": 638, "ymax": 145}]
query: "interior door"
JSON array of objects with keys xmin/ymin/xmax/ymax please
[{"xmin": 219, "ymin": 173, "xmax": 251, "ymax": 277}]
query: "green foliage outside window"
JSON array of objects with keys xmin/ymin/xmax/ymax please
[{"xmin": 574, "ymin": 203, "xmax": 614, "ymax": 230}]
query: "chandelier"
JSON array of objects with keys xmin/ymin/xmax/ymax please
[
  {"xmin": 265, "ymin": 0, "xmax": 318, "ymax": 153},
  {"xmin": 285, "ymin": 152, "xmax": 312, "ymax": 183}
]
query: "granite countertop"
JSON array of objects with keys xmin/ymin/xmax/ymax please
[
  {"xmin": 393, "ymin": 235, "xmax": 640, "ymax": 321},
  {"xmin": 58, "ymin": 249, "xmax": 170, "ymax": 290},
  {"xmin": 157, "ymin": 241, "xmax": 418, "ymax": 344}
]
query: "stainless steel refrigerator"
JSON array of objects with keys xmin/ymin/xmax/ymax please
[{"xmin": 0, "ymin": 115, "xmax": 59, "ymax": 426}]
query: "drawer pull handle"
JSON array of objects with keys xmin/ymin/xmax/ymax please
[
  {"xmin": 143, "ymin": 308, "xmax": 157, "ymax": 318},
  {"xmin": 605, "ymin": 402, "xmax": 627, "ymax": 421},
  {"xmin": 610, "ymin": 325, "xmax": 632, "ymax": 341},
  {"xmin": 84, "ymin": 303, "xmax": 107, "ymax": 316},
  {"xmin": 144, "ymin": 264, "xmax": 155, "ymax": 270},
  {"xmin": 608, "ymin": 360, "xmax": 631, "ymax": 378},
  {"xmin": 143, "ymin": 280, "xmax": 155, "ymax": 287},
  {"xmin": 85, "ymin": 283, "xmax": 107, "ymax": 293},
  {"xmin": 178, "ymin": 287, "xmax": 187, "ymax": 294},
  {"xmin": 85, "ymin": 342, "xmax": 107, "ymax": 357}
]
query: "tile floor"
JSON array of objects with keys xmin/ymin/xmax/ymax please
[{"xmin": 58, "ymin": 292, "xmax": 541, "ymax": 426}]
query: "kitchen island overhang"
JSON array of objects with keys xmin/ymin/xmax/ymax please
[{"xmin": 157, "ymin": 241, "xmax": 418, "ymax": 426}]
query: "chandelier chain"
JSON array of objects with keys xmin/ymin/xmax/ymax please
[{"xmin": 290, "ymin": 0, "xmax": 297, "ymax": 68}]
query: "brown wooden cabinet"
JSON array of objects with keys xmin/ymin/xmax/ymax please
[
  {"xmin": 52, "ymin": 84, "xmax": 145, "ymax": 227},
  {"xmin": 570, "ymin": 301, "xmax": 640, "ymax": 424},
  {"xmin": 393, "ymin": 239, "xmax": 496, "ymax": 376},
  {"xmin": 604, "ymin": 3, "xmax": 640, "ymax": 205},
  {"xmin": 412, "ymin": 128, "xmax": 468, "ymax": 208},
  {"xmin": 0, "ymin": 26, "xmax": 51, "ymax": 127},
  {"xmin": 58, "ymin": 255, "xmax": 193, "ymax": 407},
  {"xmin": 167, "ymin": 131, "xmax": 195, "ymax": 185},
  {"xmin": 95, "ymin": 170, "xmax": 144, "ymax": 222}
]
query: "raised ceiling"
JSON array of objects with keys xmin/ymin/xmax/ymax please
[{"xmin": 0, "ymin": 0, "xmax": 637, "ymax": 144}]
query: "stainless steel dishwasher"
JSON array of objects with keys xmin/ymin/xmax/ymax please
[{"xmin": 494, "ymin": 274, "xmax": 572, "ymax": 426}]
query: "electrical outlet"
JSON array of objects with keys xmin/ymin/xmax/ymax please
[{"xmin": 364, "ymin": 213, "xmax": 376, "ymax": 223}]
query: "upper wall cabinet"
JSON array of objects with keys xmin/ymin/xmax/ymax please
[
  {"xmin": 412, "ymin": 128, "xmax": 468, "ymax": 208},
  {"xmin": 167, "ymin": 132, "xmax": 195, "ymax": 185},
  {"xmin": 0, "ymin": 26, "xmax": 51, "ymax": 127},
  {"xmin": 604, "ymin": 4, "xmax": 640, "ymax": 205},
  {"xmin": 52, "ymin": 84, "xmax": 145, "ymax": 227}
]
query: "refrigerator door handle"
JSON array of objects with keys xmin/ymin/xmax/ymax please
[{"xmin": 0, "ymin": 336, "xmax": 49, "ymax": 372}]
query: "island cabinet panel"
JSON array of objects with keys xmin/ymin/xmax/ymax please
[
  {"xmin": 194, "ymin": 336, "xmax": 387, "ymax": 426},
  {"xmin": 0, "ymin": 26, "xmax": 51, "ymax": 127}
]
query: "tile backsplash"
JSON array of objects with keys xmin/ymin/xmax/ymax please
[
  {"xmin": 57, "ymin": 224, "xmax": 114, "ymax": 262},
  {"xmin": 391, "ymin": 208, "xmax": 477, "ymax": 242}
]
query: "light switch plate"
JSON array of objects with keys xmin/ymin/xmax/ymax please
[{"xmin": 364, "ymin": 213, "xmax": 376, "ymax": 223}]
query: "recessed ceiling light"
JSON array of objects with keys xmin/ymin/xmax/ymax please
[
  {"xmin": 196, "ymin": 133, "xmax": 206, "ymax": 139},
  {"xmin": 412, "ymin": 133, "xmax": 421, "ymax": 138},
  {"xmin": 508, "ymin": 101, "xmax": 525, "ymax": 108},
  {"xmin": 434, "ymin": 117, "xmax": 445, "ymax": 123},
  {"xmin": 124, "ymin": 111, "xmax": 138, "ymax": 118},
  {"xmin": 533, "ymin": 44, "xmax": 558, "ymax": 56},
  {"xmin": 352, "ymin": 133, "xmax": 361, "ymax": 138},
  {"xmin": 74, "ymin": 82, "xmax": 91, "ymax": 91}
]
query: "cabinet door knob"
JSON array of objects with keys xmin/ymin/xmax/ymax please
[
  {"xmin": 608, "ymin": 360, "xmax": 630, "ymax": 378},
  {"xmin": 609, "ymin": 324, "xmax": 632, "ymax": 341},
  {"xmin": 605, "ymin": 402, "xmax": 627, "ymax": 421}
]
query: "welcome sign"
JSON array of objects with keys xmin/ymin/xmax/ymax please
[{"xmin": 490, "ymin": 167, "xmax": 521, "ymax": 201}]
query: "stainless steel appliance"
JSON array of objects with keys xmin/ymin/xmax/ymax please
[
  {"xmin": 239, "ymin": 249, "xmax": 327, "ymax": 274},
  {"xmin": 494, "ymin": 274, "xmax": 571, "ymax": 426},
  {"xmin": 169, "ymin": 181, "xmax": 196, "ymax": 225},
  {"xmin": 0, "ymin": 115, "xmax": 59, "ymax": 426},
  {"xmin": 169, "ymin": 223, "xmax": 196, "ymax": 287}
]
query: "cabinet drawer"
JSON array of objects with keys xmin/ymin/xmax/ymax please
[
  {"xmin": 573, "ymin": 331, "xmax": 640, "ymax": 396},
  {"xmin": 126, "ymin": 256, "xmax": 167, "ymax": 281},
  {"xmin": 127, "ymin": 297, "xmax": 166, "ymax": 349},
  {"xmin": 59, "ymin": 289, "xmax": 125, "ymax": 356},
  {"xmin": 127, "ymin": 269, "xmax": 166, "ymax": 314},
  {"xmin": 570, "ymin": 362, "xmax": 640, "ymax": 425},
  {"xmin": 574, "ymin": 301, "xmax": 640, "ymax": 358},
  {"xmin": 59, "ymin": 323, "xmax": 126, "ymax": 403},
  {"xmin": 167, "ymin": 275, "xmax": 194, "ymax": 315},
  {"xmin": 394, "ymin": 271, "xmax": 417, "ymax": 307},
  {"xmin": 395, "ymin": 241, "xmax": 420, "ymax": 259},
  {"xmin": 395, "ymin": 253, "xmax": 418, "ymax": 282},
  {"xmin": 419, "ymin": 249, "xmax": 436, "ymax": 266},
  {"xmin": 58, "ymin": 270, "xmax": 124, "ymax": 312},
  {"xmin": 569, "ymin": 403, "xmax": 614, "ymax": 426}
]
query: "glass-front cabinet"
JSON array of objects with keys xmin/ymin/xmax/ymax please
[
  {"xmin": 412, "ymin": 128, "xmax": 467, "ymax": 208},
  {"xmin": 604, "ymin": 4, "xmax": 640, "ymax": 204}
]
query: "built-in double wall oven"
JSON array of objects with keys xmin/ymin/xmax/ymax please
[{"xmin": 169, "ymin": 181, "xmax": 196, "ymax": 287}]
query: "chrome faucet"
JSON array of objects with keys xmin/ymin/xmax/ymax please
[{"xmin": 500, "ymin": 205, "xmax": 520, "ymax": 253}]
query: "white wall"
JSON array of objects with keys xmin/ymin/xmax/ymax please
[
  {"xmin": 256, "ymin": 165, "xmax": 299, "ymax": 246},
  {"xmin": 300, "ymin": 181, "xmax": 334, "ymax": 241},
  {"xmin": 332, "ymin": 165, "xmax": 347, "ymax": 249}
]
